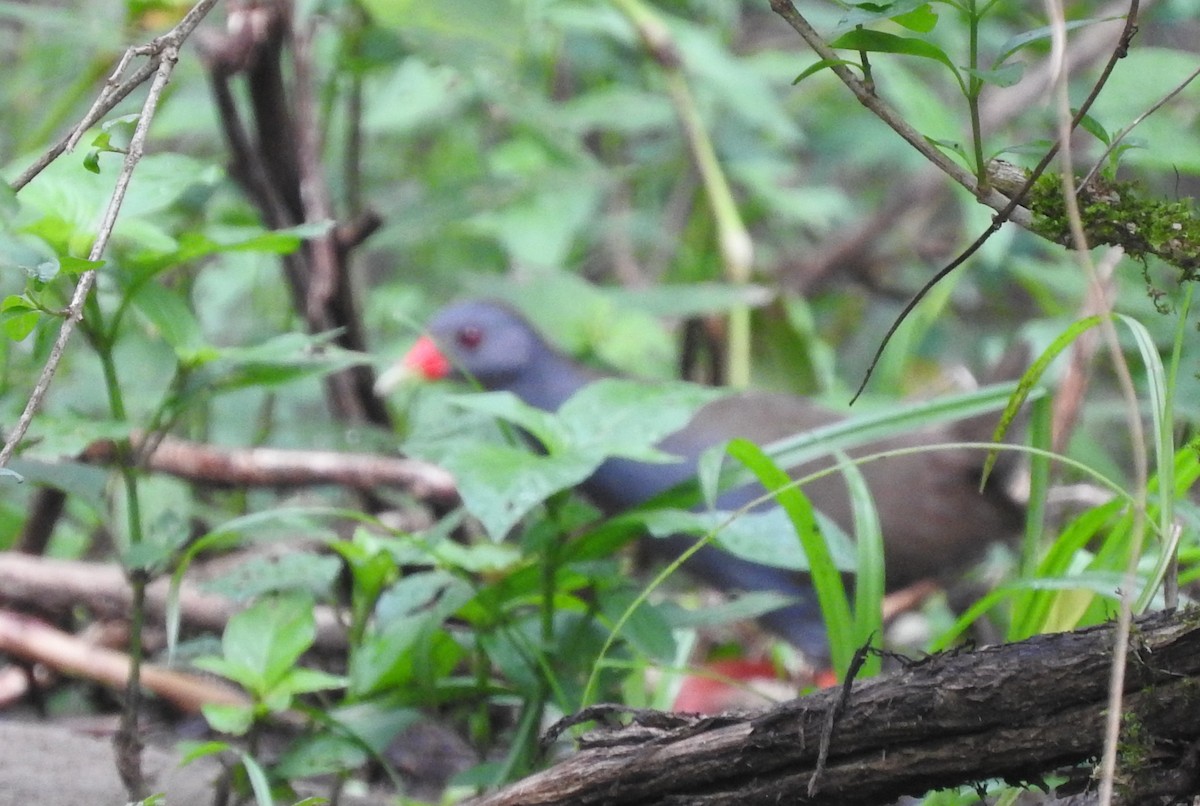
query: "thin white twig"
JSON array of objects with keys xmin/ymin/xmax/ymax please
[
  {"xmin": 0, "ymin": 0, "xmax": 221, "ymax": 468},
  {"xmin": 1079, "ymin": 62, "xmax": 1200, "ymax": 190},
  {"xmin": 1041, "ymin": 0, "xmax": 1150, "ymax": 801}
]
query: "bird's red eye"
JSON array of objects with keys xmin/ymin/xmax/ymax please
[{"xmin": 456, "ymin": 326, "xmax": 483, "ymax": 350}]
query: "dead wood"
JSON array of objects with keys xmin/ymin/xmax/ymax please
[
  {"xmin": 472, "ymin": 609, "xmax": 1200, "ymax": 806},
  {"xmin": 0, "ymin": 609, "xmax": 250, "ymax": 714},
  {"xmin": 0, "ymin": 552, "xmax": 347, "ymax": 652},
  {"xmin": 79, "ymin": 434, "xmax": 458, "ymax": 504}
]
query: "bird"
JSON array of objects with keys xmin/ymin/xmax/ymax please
[{"xmin": 380, "ymin": 299, "xmax": 1024, "ymax": 666}]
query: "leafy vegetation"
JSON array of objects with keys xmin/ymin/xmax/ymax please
[{"xmin": 1, "ymin": 1, "xmax": 1198, "ymax": 804}]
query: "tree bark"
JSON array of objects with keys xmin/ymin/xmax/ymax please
[{"xmin": 472, "ymin": 609, "xmax": 1200, "ymax": 805}]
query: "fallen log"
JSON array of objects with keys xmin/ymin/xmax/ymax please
[{"xmin": 473, "ymin": 609, "xmax": 1200, "ymax": 805}]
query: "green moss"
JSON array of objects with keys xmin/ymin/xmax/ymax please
[{"xmin": 1027, "ymin": 173, "xmax": 1200, "ymax": 293}]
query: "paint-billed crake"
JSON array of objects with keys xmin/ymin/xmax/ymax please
[{"xmin": 379, "ymin": 299, "xmax": 1024, "ymax": 666}]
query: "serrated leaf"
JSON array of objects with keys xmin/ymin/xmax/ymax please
[
  {"xmin": 447, "ymin": 391, "xmax": 567, "ymax": 451},
  {"xmin": 441, "ymin": 443, "xmax": 600, "ymax": 540},
  {"xmin": 559, "ymin": 379, "xmax": 726, "ymax": 462}
]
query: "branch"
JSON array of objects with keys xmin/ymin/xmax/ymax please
[
  {"xmin": 78, "ymin": 434, "xmax": 459, "ymax": 504},
  {"xmin": 0, "ymin": 609, "xmax": 250, "ymax": 715},
  {"xmin": 0, "ymin": 553, "xmax": 348, "ymax": 654}
]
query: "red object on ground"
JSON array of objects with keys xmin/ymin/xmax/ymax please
[
  {"xmin": 672, "ymin": 659, "xmax": 789, "ymax": 713},
  {"xmin": 404, "ymin": 335, "xmax": 452, "ymax": 379},
  {"xmin": 671, "ymin": 659, "xmax": 840, "ymax": 714}
]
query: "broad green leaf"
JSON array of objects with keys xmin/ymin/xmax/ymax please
[
  {"xmin": 439, "ymin": 443, "xmax": 599, "ymax": 540},
  {"xmin": 637, "ymin": 507, "xmax": 856, "ymax": 571},
  {"xmin": 201, "ymin": 553, "xmax": 342, "ymax": 601},
  {"xmin": 559, "ymin": 380, "xmax": 726, "ymax": 463},
  {"xmin": 280, "ymin": 667, "xmax": 347, "ymax": 695},
  {"xmin": 829, "ymin": 29, "xmax": 959, "ymax": 81},
  {"xmin": 274, "ymin": 734, "xmax": 369, "ymax": 779},
  {"xmin": 893, "ymin": 4, "xmax": 938, "ymax": 33},
  {"xmin": 200, "ymin": 702, "xmax": 256, "ymax": 736},
  {"xmin": 220, "ymin": 591, "xmax": 317, "ymax": 694},
  {"xmin": 597, "ymin": 587, "xmax": 676, "ymax": 661},
  {"xmin": 0, "ymin": 301, "xmax": 39, "ymax": 340},
  {"xmin": 447, "ymin": 391, "xmax": 567, "ymax": 451},
  {"xmin": 662, "ymin": 590, "xmax": 799, "ymax": 628},
  {"xmin": 374, "ymin": 570, "xmax": 473, "ymax": 623},
  {"xmin": 129, "ymin": 280, "xmax": 208, "ymax": 357},
  {"xmin": 360, "ymin": 0, "xmax": 524, "ymax": 70},
  {"xmin": 197, "ymin": 332, "xmax": 368, "ymax": 392}
]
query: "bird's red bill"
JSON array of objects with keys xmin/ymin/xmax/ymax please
[{"xmin": 403, "ymin": 335, "xmax": 452, "ymax": 380}]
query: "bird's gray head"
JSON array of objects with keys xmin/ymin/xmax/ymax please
[{"xmin": 408, "ymin": 300, "xmax": 544, "ymax": 389}]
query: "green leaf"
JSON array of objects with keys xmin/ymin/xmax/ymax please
[
  {"xmin": 793, "ymin": 57, "xmax": 862, "ymax": 85},
  {"xmin": 663, "ymin": 590, "xmax": 799, "ymax": 629},
  {"xmin": 275, "ymin": 734, "xmax": 368, "ymax": 779},
  {"xmin": 433, "ymin": 380, "xmax": 723, "ymax": 541},
  {"xmin": 831, "ymin": 0, "xmax": 938, "ymax": 36},
  {"xmin": 598, "ymin": 587, "xmax": 676, "ymax": 661},
  {"xmin": 177, "ymin": 740, "xmax": 232, "ymax": 764},
  {"xmin": 57, "ymin": 255, "xmax": 104, "ymax": 275},
  {"xmin": 440, "ymin": 443, "xmax": 599, "ymax": 540},
  {"xmin": 201, "ymin": 702, "xmax": 256, "ymax": 736},
  {"xmin": 1, "ymin": 295, "xmax": 40, "ymax": 341},
  {"xmin": 447, "ymin": 391, "xmax": 567, "ymax": 451},
  {"xmin": 963, "ymin": 63, "xmax": 1024, "ymax": 88},
  {"xmin": 725, "ymin": 438, "xmax": 855, "ymax": 677},
  {"xmin": 558, "ymin": 380, "xmax": 727, "ymax": 463},
  {"xmin": 201, "ymin": 552, "xmax": 342, "ymax": 601},
  {"xmin": 198, "ymin": 332, "xmax": 368, "ymax": 392},
  {"xmin": 636, "ymin": 507, "xmax": 856, "ymax": 571},
  {"xmin": 129, "ymin": 280, "xmax": 209, "ymax": 357},
  {"xmin": 893, "ymin": 4, "xmax": 938, "ymax": 33},
  {"xmin": 841, "ymin": 451, "xmax": 883, "ymax": 677},
  {"xmin": 1074, "ymin": 109, "xmax": 1111, "ymax": 146},
  {"xmin": 218, "ymin": 591, "xmax": 318, "ymax": 695},
  {"xmin": 280, "ymin": 667, "xmax": 346, "ymax": 695},
  {"xmin": 829, "ymin": 29, "xmax": 959, "ymax": 80},
  {"xmin": 982, "ymin": 316, "xmax": 1101, "ymax": 484},
  {"xmin": 995, "ymin": 17, "xmax": 1120, "ymax": 66}
]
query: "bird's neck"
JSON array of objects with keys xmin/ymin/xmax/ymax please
[{"xmin": 505, "ymin": 349, "xmax": 604, "ymax": 413}]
